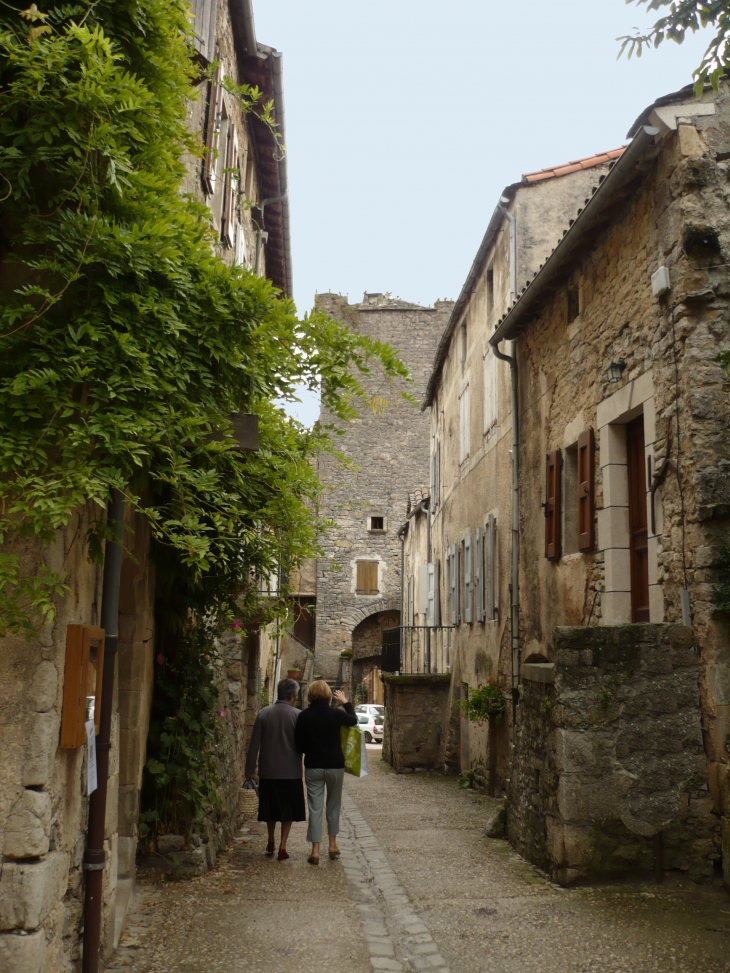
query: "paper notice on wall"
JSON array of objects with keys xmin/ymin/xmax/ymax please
[{"xmin": 85, "ymin": 719, "xmax": 98, "ymax": 796}]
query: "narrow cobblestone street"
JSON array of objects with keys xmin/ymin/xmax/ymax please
[{"xmin": 107, "ymin": 751, "xmax": 730, "ymax": 973}]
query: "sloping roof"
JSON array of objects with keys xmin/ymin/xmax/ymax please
[
  {"xmin": 523, "ymin": 148, "xmax": 626, "ymax": 183},
  {"xmin": 488, "ymin": 82, "xmax": 725, "ymax": 347},
  {"xmin": 423, "ymin": 147, "xmax": 620, "ymax": 407},
  {"xmin": 407, "ymin": 488, "xmax": 430, "ymax": 515}
]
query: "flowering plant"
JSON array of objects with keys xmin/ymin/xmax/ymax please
[{"xmin": 459, "ymin": 679, "xmax": 506, "ymax": 722}]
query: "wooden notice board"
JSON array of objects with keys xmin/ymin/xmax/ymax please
[{"xmin": 60, "ymin": 624, "xmax": 105, "ymax": 749}]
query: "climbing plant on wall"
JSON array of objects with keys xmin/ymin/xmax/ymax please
[{"xmin": 0, "ymin": 0, "xmax": 408, "ymax": 636}]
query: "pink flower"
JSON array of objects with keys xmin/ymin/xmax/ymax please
[
  {"xmin": 231, "ymin": 619, "xmax": 242, "ymax": 630},
  {"xmin": 220, "ymin": 708, "xmax": 226, "ymax": 718},
  {"xmin": 156, "ymin": 654, "xmax": 164, "ymax": 665}
]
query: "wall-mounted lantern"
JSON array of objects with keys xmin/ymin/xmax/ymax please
[{"xmin": 606, "ymin": 359, "xmax": 626, "ymax": 384}]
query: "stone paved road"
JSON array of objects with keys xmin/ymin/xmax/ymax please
[{"xmin": 107, "ymin": 748, "xmax": 730, "ymax": 973}]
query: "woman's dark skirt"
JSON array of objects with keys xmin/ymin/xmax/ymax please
[{"xmin": 258, "ymin": 778, "xmax": 306, "ymax": 823}]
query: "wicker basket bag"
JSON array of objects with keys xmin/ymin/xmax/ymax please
[{"xmin": 238, "ymin": 780, "xmax": 259, "ymax": 821}]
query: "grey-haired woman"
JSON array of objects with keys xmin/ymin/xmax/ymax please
[{"xmin": 245, "ymin": 677, "xmax": 305, "ymax": 861}]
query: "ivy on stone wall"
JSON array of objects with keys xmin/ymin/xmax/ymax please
[{"xmin": 0, "ymin": 1, "xmax": 407, "ymax": 635}]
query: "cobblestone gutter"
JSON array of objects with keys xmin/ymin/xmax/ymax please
[{"xmin": 509, "ymin": 623, "xmax": 718, "ymax": 885}]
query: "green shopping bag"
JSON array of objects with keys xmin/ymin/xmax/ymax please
[{"xmin": 341, "ymin": 725, "xmax": 369, "ymax": 778}]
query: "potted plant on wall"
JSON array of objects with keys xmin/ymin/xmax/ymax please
[{"xmin": 287, "ymin": 667, "xmax": 301, "ymax": 680}]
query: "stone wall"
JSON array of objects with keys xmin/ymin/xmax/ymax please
[
  {"xmin": 381, "ymin": 674, "xmax": 451, "ymax": 773},
  {"xmin": 0, "ymin": 503, "xmax": 155, "ymax": 972},
  {"xmin": 314, "ymin": 293, "xmax": 453, "ymax": 682},
  {"xmin": 509, "ymin": 624, "xmax": 718, "ymax": 886}
]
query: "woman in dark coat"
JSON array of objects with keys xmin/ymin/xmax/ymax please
[
  {"xmin": 294, "ymin": 680, "xmax": 358, "ymax": 865},
  {"xmin": 245, "ymin": 677, "xmax": 305, "ymax": 861}
]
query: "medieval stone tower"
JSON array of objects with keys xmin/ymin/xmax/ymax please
[{"xmin": 313, "ymin": 292, "xmax": 452, "ymax": 691}]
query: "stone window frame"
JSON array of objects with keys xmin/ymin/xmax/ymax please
[
  {"xmin": 596, "ymin": 372, "xmax": 661, "ymax": 625},
  {"xmin": 366, "ymin": 514, "xmax": 386, "ymax": 533}
]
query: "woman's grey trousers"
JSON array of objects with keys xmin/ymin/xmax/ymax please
[{"xmin": 304, "ymin": 767, "xmax": 345, "ymax": 843}]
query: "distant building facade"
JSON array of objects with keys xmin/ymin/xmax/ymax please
[{"xmin": 312, "ymin": 293, "xmax": 452, "ymax": 695}]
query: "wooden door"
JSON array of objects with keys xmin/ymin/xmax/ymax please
[{"xmin": 626, "ymin": 416, "xmax": 650, "ymax": 622}]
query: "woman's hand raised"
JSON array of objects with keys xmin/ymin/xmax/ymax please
[{"xmin": 333, "ymin": 689, "xmax": 348, "ymax": 705}]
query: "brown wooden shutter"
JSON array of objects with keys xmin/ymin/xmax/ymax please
[
  {"xmin": 577, "ymin": 428, "xmax": 595, "ymax": 552},
  {"xmin": 356, "ymin": 561, "xmax": 378, "ymax": 595},
  {"xmin": 545, "ymin": 448, "xmax": 561, "ymax": 560},
  {"xmin": 201, "ymin": 66, "xmax": 222, "ymax": 196},
  {"xmin": 368, "ymin": 561, "xmax": 379, "ymax": 594}
]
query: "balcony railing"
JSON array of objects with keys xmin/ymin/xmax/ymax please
[{"xmin": 381, "ymin": 625, "xmax": 454, "ymax": 675}]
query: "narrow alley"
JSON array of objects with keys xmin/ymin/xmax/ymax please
[{"xmin": 106, "ymin": 751, "xmax": 730, "ymax": 973}]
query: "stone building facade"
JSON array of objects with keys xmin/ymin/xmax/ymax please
[
  {"xmin": 0, "ymin": 3, "xmax": 291, "ymax": 970},
  {"xmin": 400, "ymin": 152, "xmax": 620, "ymax": 786},
  {"xmin": 313, "ymin": 293, "xmax": 453, "ymax": 691},
  {"xmin": 491, "ymin": 82, "xmax": 730, "ymax": 884},
  {"xmin": 395, "ymin": 81, "xmax": 730, "ymax": 885}
]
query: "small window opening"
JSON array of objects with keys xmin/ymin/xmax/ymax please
[
  {"xmin": 369, "ymin": 516, "xmax": 384, "ymax": 532},
  {"xmin": 460, "ymin": 322, "xmax": 467, "ymax": 366},
  {"xmin": 567, "ymin": 284, "xmax": 580, "ymax": 323},
  {"xmin": 487, "ymin": 268, "xmax": 494, "ymax": 314}
]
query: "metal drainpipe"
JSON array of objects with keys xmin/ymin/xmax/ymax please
[
  {"xmin": 425, "ymin": 505, "xmax": 432, "ymax": 675},
  {"xmin": 489, "ymin": 337, "xmax": 520, "ymax": 729},
  {"xmin": 82, "ymin": 489, "xmax": 125, "ymax": 973}
]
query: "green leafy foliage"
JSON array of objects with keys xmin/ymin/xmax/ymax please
[
  {"xmin": 139, "ymin": 621, "xmax": 223, "ymax": 839},
  {"xmin": 459, "ymin": 680, "xmax": 506, "ymax": 723},
  {"xmin": 619, "ymin": 1, "xmax": 730, "ymax": 94},
  {"xmin": 0, "ymin": 0, "xmax": 408, "ymax": 632}
]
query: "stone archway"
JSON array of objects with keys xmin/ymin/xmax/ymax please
[{"xmin": 351, "ymin": 608, "xmax": 400, "ymax": 704}]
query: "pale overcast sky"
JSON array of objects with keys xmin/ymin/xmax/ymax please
[{"xmin": 254, "ymin": 0, "xmax": 709, "ymax": 423}]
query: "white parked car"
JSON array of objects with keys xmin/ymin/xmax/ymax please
[
  {"xmin": 355, "ymin": 704, "xmax": 385, "ymax": 721},
  {"xmin": 356, "ymin": 711, "xmax": 384, "ymax": 744}
]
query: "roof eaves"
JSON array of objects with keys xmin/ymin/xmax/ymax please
[
  {"xmin": 422, "ymin": 182, "xmax": 521, "ymax": 408},
  {"xmin": 489, "ymin": 124, "xmax": 661, "ymax": 349}
]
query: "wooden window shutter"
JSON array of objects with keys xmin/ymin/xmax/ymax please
[
  {"xmin": 545, "ymin": 449, "xmax": 561, "ymax": 560},
  {"xmin": 486, "ymin": 514, "xmax": 496, "ymax": 620},
  {"xmin": 221, "ymin": 125, "xmax": 239, "ymax": 248},
  {"xmin": 356, "ymin": 560, "xmax": 377, "ymax": 595},
  {"xmin": 202, "ymin": 65, "xmax": 223, "ymax": 196},
  {"xmin": 434, "ymin": 438, "xmax": 440, "ymax": 507},
  {"xmin": 474, "ymin": 527, "xmax": 484, "ymax": 622},
  {"xmin": 464, "ymin": 533, "xmax": 473, "ymax": 624},
  {"xmin": 449, "ymin": 544, "xmax": 458, "ymax": 625},
  {"xmin": 577, "ymin": 428, "xmax": 595, "ymax": 551},
  {"xmin": 426, "ymin": 561, "xmax": 439, "ymax": 626},
  {"xmin": 367, "ymin": 561, "xmax": 378, "ymax": 594}
]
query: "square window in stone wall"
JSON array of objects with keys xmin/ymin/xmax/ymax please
[{"xmin": 368, "ymin": 516, "xmax": 385, "ymax": 532}]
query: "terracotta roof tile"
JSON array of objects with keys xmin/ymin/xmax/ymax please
[{"xmin": 523, "ymin": 147, "xmax": 625, "ymax": 183}]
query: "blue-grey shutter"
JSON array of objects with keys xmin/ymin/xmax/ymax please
[
  {"xmin": 475, "ymin": 527, "xmax": 484, "ymax": 622},
  {"xmin": 449, "ymin": 544, "xmax": 452, "ymax": 625},
  {"xmin": 464, "ymin": 533, "xmax": 473, "ymax": 624},
  {"xmin": 486, "ymin": 514, "xmax": 496, "ymax": 620}
]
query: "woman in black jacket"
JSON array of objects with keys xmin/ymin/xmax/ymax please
[{"xmin": 294, "ymin": 680, "xmax": 357, "ymax": 865}]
